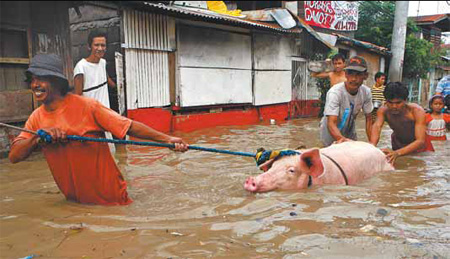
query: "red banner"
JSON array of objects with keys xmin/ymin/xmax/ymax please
[{"xmin": 303, "ymin": 1, "xmax": 358, "ymax": 31}]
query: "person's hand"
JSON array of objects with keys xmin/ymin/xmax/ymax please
[
  {"xmin": 39, "ymin": 128, "xmax": 68, "ymax": 144},
  {"xmin": 334, "ymin": 137, "xmax": 352, "ymax": 144},
  {"xmin": 168, "ymin": 137, "xmax": 189, "ymax": 152},
  {"xmin": 381, "ymin": 148, "xmax": 400, "ymax": 165}
]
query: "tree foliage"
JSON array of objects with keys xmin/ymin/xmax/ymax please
[
  {"xmin": 356, "ymin": 1, "xmax": 443, "ymax": 79},
  {"xmin": 355, "ymin": 1, "xmax": 396, "ymax": 48}
]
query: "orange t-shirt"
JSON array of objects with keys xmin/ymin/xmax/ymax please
[{"xmin": 12, "ymin": 94, "xmax": 133, "ymax": 205}]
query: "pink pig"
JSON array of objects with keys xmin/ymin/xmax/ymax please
[{"xmin": 244, "ymin": 141, "xmax": 394, "ymax": 192}]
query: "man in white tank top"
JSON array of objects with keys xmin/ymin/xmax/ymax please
[{"xmin": 74, "ymin": 30, "xmax": 117, "ymax": 153}]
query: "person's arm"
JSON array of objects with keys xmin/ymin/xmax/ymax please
[
  {"xmin": 370, "ymin": 107, "xmax": 386, "ymax": 146},
  {"xmin": 365, "ymin": 113, "xmax": 372, "ymax": 141},
  {"xmin": 435, "ymin": 78, "xmax": 444, "ymax": 95},
  {"xmin": 74, "ymin": 74, "xmax": 84, "ymax": 95},
  {"xmin": 9, "ymin": 135, "xmax": 40, "ymax": 163},
  {"xmin": 386, "ymin": 108, "xmax": 427, "ymax": 164},
  {"xmin": 434, "ymin": 79, "xmax": 444, "ymax": 95},
  {"xmin": 9, "ymin": 127, "xmax": 68, "ymax": 163},
  {"xmin": 311, "ymin": 72, "xmax": 330, "ymax": 79},
  {"xmin": 107, "ymin": 76, "xmax": 116, "ymax": 89},
  {"xmin": 127, "ymin": 121, "xmax": 188, "ymax": 151},
  {"xmin": 444, "ymin": 114, "xmax": 450, "ymax": 131},
  {"xmin": 363, "ymin": 89, "xmax": 374, "ymax": 141},
  {"xmin": 327, "ymin": 115, "xmax": 351, "ymax": 143}
]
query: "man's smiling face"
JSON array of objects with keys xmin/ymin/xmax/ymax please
[{"xmin": 30, "ymin": 75, "xmax": 53, "ymax": 103}]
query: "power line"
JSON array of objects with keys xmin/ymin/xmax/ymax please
[{"xmin": 416, "ymin": 1, "xmax": 420, "ymax": 17}]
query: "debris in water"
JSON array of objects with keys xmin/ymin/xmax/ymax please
[
  {"xmin": 70, "ymin": 223, "xmax": 84, "ymax": 230},
  {"xmin": 360, "ymin": 225, "xmax": 376, "ymax": 232},
  {"xmin": 376, "ymin": 208, "xmax": 388, "ymax": 216}
]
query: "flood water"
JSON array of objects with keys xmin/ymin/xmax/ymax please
[{"xmin": 1, "ymin": 117, "xmax": 449, "ymax": 258}]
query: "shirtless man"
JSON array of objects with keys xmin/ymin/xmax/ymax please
[
  {"xmin": 370, "ymin": 82, "xmax": 434, "ymax": 164},
  {"xmin": 311, "ymin": 53, "xmax": 347, "ymax": 87}
]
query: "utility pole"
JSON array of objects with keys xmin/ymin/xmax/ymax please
[{"xmin": 388, "ymin": 1, "xmax": 409, "ymax": 82}]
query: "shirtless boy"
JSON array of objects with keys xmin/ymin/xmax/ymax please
[
  {"xmin": 370, "ymin": 82, "xmax": 434, "ymax": 164},
  {"xmin": 311, "ymin": 53, "xmax": 347, "ymax": 87}
]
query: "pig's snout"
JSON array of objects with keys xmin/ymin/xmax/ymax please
[{"xmin": 244, "ymin": 176, "xmax": 259, "ymax": 192}]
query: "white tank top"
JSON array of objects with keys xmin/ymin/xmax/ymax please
[{"xmin": 74, "ymin": 58, "xmax": 110, "ymax": 108}]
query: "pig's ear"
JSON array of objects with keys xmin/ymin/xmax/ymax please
[
  {"xmin": 299, "ymin": 149, "xmax": 324, "ymax": 178},
  {"xmin": 259, "ymin": 158, "xmax": 275, "ymax": 172}
]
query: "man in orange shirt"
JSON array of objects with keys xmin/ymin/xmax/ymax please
[{"xmin": 9, "ymin": 54, "xmax": 189, "ymax": 205}]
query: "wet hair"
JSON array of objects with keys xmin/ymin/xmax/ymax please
[
  {"xmin": 374, "ymin": 72, "xmax": 386, "ymax": 80},
  {"xmin": 383, "ymin": 82, "xmax": 409, "ymax": 101},
  {"xmin": 87, "ymin": 30, "xmax": 107, "ymax": 47},
  {"xmin": 331, "ymin": 53, "xmax": 345, "ymax": 62}
]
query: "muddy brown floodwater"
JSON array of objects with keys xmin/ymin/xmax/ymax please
[{"xmin": 1, "ymin": 117, "xmax": 449, "ymax": 259}]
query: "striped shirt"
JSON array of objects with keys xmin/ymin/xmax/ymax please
[
  {"xmin": 371, "ymin": 84, "xmax": 385, "ymax": 121},
  {"xmin": 371, "ymin": 84, "xmax": 385, "ymax": 104}
]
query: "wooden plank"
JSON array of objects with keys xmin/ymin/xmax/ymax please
[
  {"xmin": 0, "ymin": 65, "xmax": 29, "ymax": 91},
  {"xmin": 0, "ymin": 58, "xmax": 30, "ymax": 64},
  {"xmin": 115, "ymin": 52, "xmax": 126, "ymax": 115},
  {"xmin": 27, "ymin": 28, "xmax": 33, "ymax": 60},
  {"xmin": 168, "ymin": 52, "xmax": 176, "ymax": 105}
]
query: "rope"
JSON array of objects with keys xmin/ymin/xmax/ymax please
[
  {"xmin": 65, "ymin": 135, "xmax": 256, "ymax": 157},
  {"xmin": 255, "ymin": 148, "xmax": 301, "ymax": 166},
  {"xmin": 0, "ymin": 123, "xmax": 255, "ymax": 158}
]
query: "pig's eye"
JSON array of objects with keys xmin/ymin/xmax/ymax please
[{"xmin": 288, "ymin": 168, "xmax": 296, "ymax": 174}]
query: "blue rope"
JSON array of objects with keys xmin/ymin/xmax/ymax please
[{"xmin": 36, "ymin": 130, "xmax": 255, "ymax": 158}]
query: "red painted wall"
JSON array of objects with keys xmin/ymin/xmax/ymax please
[
  {"xmin": 127, "ymin": 101, "xmax": 318, "ymax": 133},
  {"xmin": 127, "ymin": 108, "xmax": 172, "ymax": 133},
  {"xmin": 172, "ymin": 109, "xmax": 260, "ymax": 132},
  {"xmin": 258, "ymin": 103, "xmax": 289, "ymax": 121}
]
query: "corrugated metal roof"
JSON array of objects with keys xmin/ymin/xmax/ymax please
[
  {"xmin": 411, "ymin": 14, "xmax": 449, "ymax": 24},
  {"xmin": 119, "ymin": 2, "xmax": 331, "ymax": 49},
  {"xmin": 297, "ymin": 17, "xmax": 335, "ymax": 50},
  {"xmin": 333, "ymin": 33, "xmax": 391, "ymax": 57},
  {"xmin": 141, "ymin": 2, "xmax": 301, "ymax": 33}
]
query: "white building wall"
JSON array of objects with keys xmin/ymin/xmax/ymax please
[
  {"xmin": 177, "ymin": 24, "xmax": 252, "ymax": 107},
  {"xmin": 253, "ymin": 33, "xmax": 294, "ymax": 106}
]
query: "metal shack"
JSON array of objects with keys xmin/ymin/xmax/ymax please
[{"xmin": 71, "ymin": 2, "xmax": 331, "ymax": 133}]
